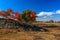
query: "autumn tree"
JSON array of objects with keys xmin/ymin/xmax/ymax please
[
  {"xmin": 22, "ymin": 10, "xmax": 36, "ymax": 23},
  {"xmin": 11, "ymin": 11, "xmax": 22, "ymax": 21},
  {"xmin": 0, "ymin": 8, "xmax": 36, "ymax": 23},
  {"xmin": 0, "ymin": 11, "xmax": 6, "ymax": 18}
]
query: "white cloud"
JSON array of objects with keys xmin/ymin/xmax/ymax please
[
  {"xmin": 56, "ymin": 10, "xmax": 60, "ymax": 14},
  {"xmin": 37, "ymin": 12, "xmax": 44, "ymax": 16},
  {"xmin": 36, "ymin": 11, "xmax": 54, "ymax": 21},
  {"xmin": 37, "ymin": 12, "xmax": 54, "ymax": 16},
  {"xmin": 36, "ymin": 10, "xmax": 60, "ymax": 21},
  {"xmin": 43, "ymin": 16, "xmax": 47, "ymax": 19}
]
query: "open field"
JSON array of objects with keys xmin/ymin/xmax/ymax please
[
  {"xmin": 0, "ymin": 32, "xmax": 57, "ymax": 40},
  {"xmin": 0, "ymin": 23, "xmax": 60, "ymax": 40},
  {"xmin": 33, "ymin": 22, "xmax": 60, "ymax": 26},
  {"xmin": 33, "ymin": 23, "xmax": 60, "ymax": 28},
  {"xmin": 0, "ymin": 29, "xmax": 60, "ymax": 40}
]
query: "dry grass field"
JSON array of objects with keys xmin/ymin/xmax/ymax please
[
  {"xmin": 0, "ymin": 23, "xmax": 60, "ymax": 40},
  {"xmin": 0, "ymin": 30, "xmax": 59, "ymax": 40}
]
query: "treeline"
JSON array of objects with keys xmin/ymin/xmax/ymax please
[
  {"xmin": 37, "ymin": 20, "xmax": 60, "ymax": 23},
  {"xmin": 46, "ymin": 20, "xmax": 60, "ymax": 23}
]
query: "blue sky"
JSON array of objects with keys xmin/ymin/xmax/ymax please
[{"xmin": 0, "ymin": 0, "xmax": 60, "ymax": 21}]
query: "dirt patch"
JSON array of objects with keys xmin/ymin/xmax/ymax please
[
  {"xmin": 54, "ymin": 34, "xmax": 60, "ymax": 40},
  {"xmin": 33, "ymin": 36, "xmax": 44, "ymax": 40}
]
